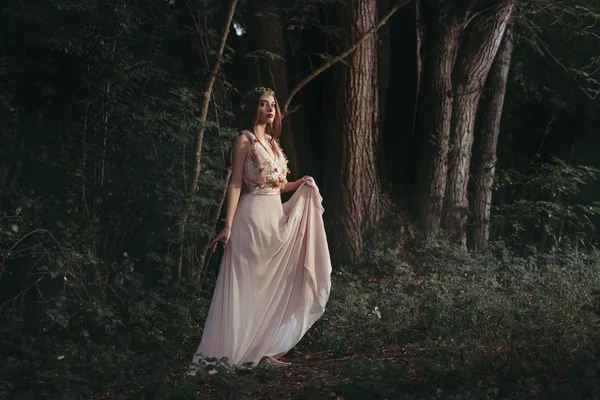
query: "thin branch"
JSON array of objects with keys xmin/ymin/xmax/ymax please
[
  {"xmin": 198, "ymin": 167, "xmax": 232, "ymax": 278},
  {"xmin": 123, "ymin": 61, "xmax": 145, "ymax": 71},
  {"xmin": 81, "ymin": 92, "xmax": 91, "ymax": 216},
  {"xmin": 176, "ymin": 0, "xmax": 238, "ymax": 280},
  {"xmin": 0, "ymin": 276, "xmax": 45, "ymax": 313},
  {"xmin": 281, "ymin": 0, "xmax": 413, "ymax": 118},
  {"xmin": 462, "ymin": 0, "xmax": 512, "ymax": 30},
  {"xmin": 519, "ymin": 3, "xmax": 600, "ymax": 100}
]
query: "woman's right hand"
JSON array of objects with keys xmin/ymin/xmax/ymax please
[
  {"xmin": 209, "ymin": 226, "xmax": 231, "ymax": 254},
  {"xmin": 299, "ymin": 176, "xmax": 315, "ymax": 187}
]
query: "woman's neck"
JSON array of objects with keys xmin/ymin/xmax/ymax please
[{"xmin": 253, "ymin": 124, "xmax": 267, "ymax": 140}]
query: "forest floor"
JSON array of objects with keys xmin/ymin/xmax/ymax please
[
  {"xmin": 195, "ymin": 346, "xmax": 413, "ymax": 399},
  {"xmin": 187, "ymin": 337, "xmax": 600, "ymax": 400},
  {"xmin": 251, "ymin": 346, "xmax": 423, "ymax": 400},
  {"xmin": 191, "ymin": 343, "xmax": 480, "ymax": 400}
]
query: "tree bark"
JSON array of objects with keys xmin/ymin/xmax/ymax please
[
  {"xmin": 322, "ymin": 0, "xmax": 386, "ymax": 264},
  {"xmin": 412, "ymin": 0, "xmax": 425, "ymax": 139},
  {"xmin": 443, "ymin": 1, "xmax": 513, "ymax": 248},
  {"xmin": 414, "ymin": 18, "xmax": 462, "ymax": 239},
  {"xmin": 470, "ymin": 19, "xmax": 514, "ymax": 251},
  {"xmin": 281, "ymin": 0, "xmax": 409, "ymax": 118},
  {"xmin": 251, "ymin": 0, "xmax": 301, "ymax": 179}
]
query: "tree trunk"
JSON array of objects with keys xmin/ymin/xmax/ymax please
[
  {"xmin": 470, "ymin": 20, "xmax": 514, "ymax": 251},
  {"xmin": 322, "ymin": 0, "xmax": 386, "ymax": 264},
  {"xmin": 414, "ymin": 19, "xmax": 462, "ymax": 239},
  {"xmin": 252, "ymin": 0, "xmax": 300, "ymax": 179},
  {"xmin": 377, "ymin": 0, "xmax": 392, "ymax": 188},
  {"xmin": 413, "ymin": 0, "xmax": 425, "ymax": 139},
  {"xmin": 443, "ymin": 2, "xmax": 513, "ymax": 248}
]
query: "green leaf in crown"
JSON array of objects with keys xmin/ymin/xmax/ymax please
[{"xmin": 242, "ymin": 87, "xmax": 276, "ymax": 105}]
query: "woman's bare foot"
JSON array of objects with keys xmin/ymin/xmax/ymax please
[{"xmin": 260, "ymin": 356, "xmax": 291, "ymax": 366}]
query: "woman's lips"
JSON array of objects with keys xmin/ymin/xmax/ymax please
[{"xmin": 267, "ymin": 114, "xmax": 274, "ymax": 118}]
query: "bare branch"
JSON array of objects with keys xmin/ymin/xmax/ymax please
[{"xmin": 281, "ymin": 0, "xmax": 413, "ymax": 119}]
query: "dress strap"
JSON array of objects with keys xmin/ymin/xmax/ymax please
[{"xmin": 241, "ymin": 130, "xmax": 255, "ymax": 144}]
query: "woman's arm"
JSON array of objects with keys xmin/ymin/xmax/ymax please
[
  {"xmin": 273, "ymin": 140, "xmax": 314, "ymax": 194},
  {"xmin": 281, "ymin": 175, "xmax": 314, "ymax": 193},
  {"xmin": 223, "ymin": 134, "xmax": 251, "ymax": 229},
  {"xmin": 280, "ymin": 180, "xmax": 299, "ymax": 194},
  {"xmin": 209, "ymin": 134, "xmax": 251, "ymax": 252}
]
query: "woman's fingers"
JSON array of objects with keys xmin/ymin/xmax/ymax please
[
  {"xmin": 303, "ymin": 176, "xmax": 315, "ymax": 187},
  {"xmin": 210, "ymin": 231, "xmax": 230, "ymax": 253},
  {"xmin": 209, "ymin": 233, "xmax": 223, "ymax": 253}
]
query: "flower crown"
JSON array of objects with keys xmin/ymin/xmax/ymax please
[{"xmin": 241, "ymin": 86, "xmax": 276, "ymax": 106}]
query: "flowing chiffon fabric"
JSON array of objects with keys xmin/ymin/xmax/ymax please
[{"xmin": 191, "ymin": 130, "xmax": 332, "ymax": 367}]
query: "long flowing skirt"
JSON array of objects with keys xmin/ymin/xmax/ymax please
[{"xmin": 191, "ymin": 183, "xmax": 332, "ymax": 367}]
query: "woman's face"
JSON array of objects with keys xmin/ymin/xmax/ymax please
[{"xmin": 257, "ymin": 94, "xmax": 276, "ymax": 125}]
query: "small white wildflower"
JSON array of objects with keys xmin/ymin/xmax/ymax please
[
  {"xmin": 208, "ymin": 369, "xmax": 218, "ymax": 375},
  {"xmin": 372, "ymin": 306, "xmax": 381, "ymax": 319}
]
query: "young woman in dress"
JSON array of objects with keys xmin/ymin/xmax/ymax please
[{"xmin": 190, "ymin": 87, "xmax": 332, "ymax": 370}]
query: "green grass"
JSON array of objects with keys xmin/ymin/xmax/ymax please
[{"xmin": 2, "ymin": 240, "xmax": 600, "ymax": 399}]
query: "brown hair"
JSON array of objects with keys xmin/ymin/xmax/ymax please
[{"xmin": 241, "ymin": 92, "xmax": 282, "ymax": 156}]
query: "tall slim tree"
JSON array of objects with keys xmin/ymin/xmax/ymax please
[
  {"xmin": 321, "ymin": 0, "xmax": 386, "ymax": 264},
  {"xmin": 470, "ymin": 21, "xmax": 514, "ymax": 251},
  {"xmin": 250, "ymin": 0, "xmax": 301, "ymax": 178},
  {"xmin": 443, "ymin": 1, "xmax": 514, "ymax": 247},
  {"xmin": 414, "ymin": 2, "xmax": 469, "ymax": 238}
]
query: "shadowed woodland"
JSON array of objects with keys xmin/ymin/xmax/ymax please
[{"xmin": 2, "ymin": 0, "xmax": 600, "ymax": 398}]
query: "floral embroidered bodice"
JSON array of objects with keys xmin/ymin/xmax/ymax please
[{"xmin": 242, "ymin": 130, "xmax": 289, "ymax": 195}]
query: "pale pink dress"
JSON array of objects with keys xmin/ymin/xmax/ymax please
[{"xmin": 190, "ymin": 130, "xmax": 332, "ymax": 368}]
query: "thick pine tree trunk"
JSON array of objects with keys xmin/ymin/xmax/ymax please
[
  {"xmin": 252, "ymin": 0, "xmax": 300, "ymax": 178},
  {"xmin": 322, "ymin": 0, "xmax": 386, "ymax": 264},
  {"xmin": 443, "ymin": 2, "xmax": 513, "ymax": 248},
  {"xmin": 470, "ymin": 21, "xmax": 514, "ymax": 251},
  {"xmin": 414, "ymin": 19, "xmax": 462, "ymax": 239}
]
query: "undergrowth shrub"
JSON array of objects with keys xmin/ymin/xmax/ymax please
[
  {"xmin": 311, "ymin": 238, "xmax": 600, "ymax": 351},
  {"xmin": 302, "ymin": 237, "xmax": 600, "ymax": 399}
]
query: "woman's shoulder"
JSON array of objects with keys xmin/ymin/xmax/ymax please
[
  {"xmin": 233, "ymin": 131, "xmax": 254, "ymax": 148},
  {"xmin": 238, "ymin": 129, "xmax": 252, "ymax": 139},
  {"xmin": 239, "ymin": 129, "xmax": 256, "ymax": 141}
]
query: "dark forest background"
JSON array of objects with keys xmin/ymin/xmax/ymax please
[{"xmin": 2, "ymin": 0, "xmax": 600, "ymax": 398}]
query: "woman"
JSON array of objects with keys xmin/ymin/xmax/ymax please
[{"xmin": 190, "ymin": 87, "xmax": 332, "ymax": 370}]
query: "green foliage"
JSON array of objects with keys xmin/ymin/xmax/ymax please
[
  {"xmin": 300, "ymin": 239, "xmax": 600, "ymax": 399},
  {"xmin": 0, "ymin": 0, "xmax": 238, "ymax": 398},
  {"xmin": 516, "ymin": 0, "xmax": 600, "ymax": 99},
  {"xmin": 0, "ymin": 228, "xmax": 212, "ymax": 398},
  {"xmin": 494, "ymin": 158, "xmax": 600, "ymax": 246},
  {"xmin": 1, "ymin": 0, "xmax": 600, "ymax": 398},
  {"xmin": 313, "ymin": 238, "xmax": 600, "ymax": 349}
]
